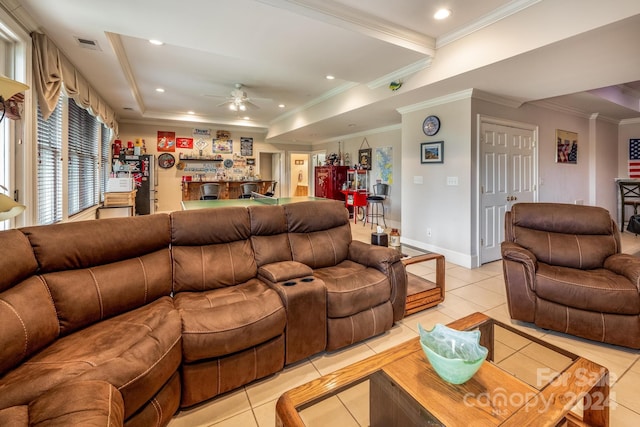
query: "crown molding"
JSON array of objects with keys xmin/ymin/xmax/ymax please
[
  {"xmin": 367, "ymin": 58, "xmax": 432, "ymax": 90},
  {"xmin": 396, "ymin": 89, "xmax": 474, "ymax": 114},
  {"xmin": 436, "ymin": 0, "xmax": 542, "ymax": 48},
  {"xmin": 531, "ymin": 99, "xmax": 595, "ymax": 120},
  {"xmin": 120, "ymin": 113, "xmax": 269, "ymax": 133},
  {"xmin": 256, "ymin": 0, "xmax": 435, "ymax": 55},
  {"xmin": 471, "ymin": 89, "xmax": 524, "ymax": 108},
  {"xmin": 620, "ymin": 117, "xmax": 640, "ymax": 126}
]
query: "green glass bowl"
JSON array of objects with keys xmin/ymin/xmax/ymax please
[{"xmin": 418, "ymin": 323, "xmax": 488, "ymax": 384}]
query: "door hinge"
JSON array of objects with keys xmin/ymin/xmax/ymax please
[
  {"xmin": 481, "ymin": 238, "xmax": 484, "ymax": 246},
  {"xmin": 481, "ymin": 185, "xmax": 484, "ymax": 194},
  {"xmin": 13, "ymin": 189, "xmax": 19, "ymax": 202}
]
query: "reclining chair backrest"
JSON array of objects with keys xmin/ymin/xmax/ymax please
[
  {"xmin": 506, "ymin": 203, "xmax": 620, "ymax": 269},
  {"xmin": 20, "ymin": 215, "xmax": 173, "ymax": 337},
  {"xmin": 170, "ymin": 207, "xmax": 256, "ymax": 292},
  {"xmin": 248, "ymin": 204, "xmax": 292, "ymax": 267},
  {"xmin": 284, "ymin": 200, "xmax": 351, "ymax": 269}
]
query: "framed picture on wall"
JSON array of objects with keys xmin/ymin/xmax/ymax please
[
  {"xmin": 556, "ymin": 129, "xmax": 578, "ymax": 164},
  {"xmin": 420, "ymin": 141, "xmax": 443, "ymax": 163},
  {"xmin": 358, "ymin": 148, "xmax": 372, "ymax": 170}
]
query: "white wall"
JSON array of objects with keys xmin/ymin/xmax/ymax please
[{"xmin": 400, "ymin": 91, "xmax": 623, "ymax": 267}]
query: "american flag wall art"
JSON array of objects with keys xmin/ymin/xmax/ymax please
[{"xmin": 630, "ymin": 139, "xmax": 640, "ymax": 179}]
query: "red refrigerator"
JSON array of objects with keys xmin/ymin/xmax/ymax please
[{"xmin": 314, "ymin": 166, "xmax": 348, "ymax": 201}]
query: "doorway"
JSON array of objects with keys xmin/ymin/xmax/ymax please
[
  {"xmin": 259, "ymin": 151, "xmax": 283, "ymax": 198},
  {"xmin": 478, "ymin": 116, "xmax": 538, "ymax": 264},
  {"xmin": 290, "ymin": 153, "xmax": 310, "ymax": 196}
]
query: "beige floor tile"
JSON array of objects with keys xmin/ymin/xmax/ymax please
[
  {"xmin": 611, "ymin": 402, "xmax": 640, "ymax": 427},
  {"xmin": 423, "ymin": 272, "xmax": 467, "ymax": 290},
  {"xmin": 449, "ymin": 283, "xmax": 505, "ymax": 310},
  {"xmin": 475, "ymin": 260, "xmax": 503, "ymax": 275},
  {"xmin": 475, "ymin": 275, "xmax": 507, "ymax": 296},
  {"xmin": 445, "ymin": 266, "xmax": 493, "ymax": 284},
  {"xmin": 493, "ymin": 340, "xmax": 517, "ymax": 363},
  {"xmin": 496, "ymin": 351, "xmax": 553, "ymax": 388},
  {"xmin": 630, "ymin": 359, "xmax": 640, "ymax": 374},
  {"xmin": 405, "ymin": 262, "xmax": 435, "ymax": 276},
  {"xmin": 436, "ymin": 292, "xmax": 487, "ymax": 320},
  {"xmin": 337, "ymin": 380, "xmax": 370, "ymax": 426},
  {"xmin": 612, "ymin": 369, "xmax": 640, "ymax": 414},
  {"xmin": 495, "ymin": 325, "xmax": 532, "ymax": 351},
  {"xmin": 401, "ymin": 307, "xmax": 456, "ymax": 334},
  {"xmin": 298, "ymin": 396, "xmax": 359, "ymax": 427},
  {"xmin": 520, "ymin": 342, "xmax": 573, "ymax": 373},
  {"xmin": 168, "ymin": 389, "xmax": 251, "ymax": 427},
  {"xmin": 252, "ymin": 400, "xmax": 277, "ymax": 427},
  {"xmin": 310, "ymin": 342, "xmax": 376, "ymax": 376},
  {"xmin": 365, "ymin": 322, "xmax": 417, "ymax": 353},
  {"xmin": 211, "ymin": 409, "xmax": 257, "ymax": 427},
  {"xmin": 482, "ymin": 305, "xmax": 547, "ymax": 339},
  {"xmin": 245, "ymin": 360, "xmax": 321, "ymax": 407}
]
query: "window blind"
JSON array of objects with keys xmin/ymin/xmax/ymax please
[
  {"xmin": 36, "ymin": 97, "xmax": 63, "ymax": 225},
  {"xmin": 67, "ymin": 98, "xmax": 98, "ymax": 216},
  {"xmin": 100, "ymin": 124, "xmax": 111, "ymax": 202}
]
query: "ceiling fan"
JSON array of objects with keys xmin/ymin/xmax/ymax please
[{"xmin": 211, "ymin": 83, "xmax": 260, "ymax": 112}]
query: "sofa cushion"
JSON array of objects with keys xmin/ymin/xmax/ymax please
[
  {"xmin": 174, "ymin": 279, "xmax": 286, "ymax": 362},
  {"xmin": 170, "ymin": 206, "xmax": 250, "ymax": 246},
  {"xmin": 0, "ymin": 229, "xmax": 38, "ymax": 293},
  {"xmin": 41, "ymin": 250, "xmax": 172, "ymax": 336},
  {"xmin": 21, "ymin": 214, "xmax": 171, "ymax": 273},
  {"xmin": 258, "ymin": 261, "xmax": 313, "ymax": 283},
  {"xmin": 0, "ymin": 297, "xmax": 182, "ymax": 419},
  {"xmin": 536, "ymin": 263, "xmax": 640, "ymax": 315},
  {"xmin": 314, "ymin": 260, "xmax": 391, "ymax": 318},
  {"xmin": 248, "ymin": 205, "xmax": 292, "ymax": 267},
  {"xmin": 172, "ymin": 240, "xmax": 257, "ymax": 292}
]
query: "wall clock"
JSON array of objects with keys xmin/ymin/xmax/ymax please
[
  {"xmin": 158, "ymin": 153, "xmax": 175, "ymax": 169},
  {"xmin": 423, "ymin": 115, "xmax": 441, "ymax": 136}
]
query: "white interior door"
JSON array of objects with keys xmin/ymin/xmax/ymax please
[{"xmin": 480, "ymin": 119, "xmax": 537, "ymax": 264}]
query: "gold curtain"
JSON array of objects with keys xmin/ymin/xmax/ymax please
[{"xmin": 32, "ymin": 32, "xmax": 118, "ymax": 133}]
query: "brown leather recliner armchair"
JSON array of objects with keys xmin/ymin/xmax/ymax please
[{"xmin": 501, "ymin": 202, "xmax": 640, "ymax": 348}]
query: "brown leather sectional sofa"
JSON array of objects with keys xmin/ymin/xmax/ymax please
[{"xmin": 0, "ymin": 200, "xmax": 407, "ymax": 426}]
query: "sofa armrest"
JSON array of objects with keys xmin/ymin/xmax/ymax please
[
  {"xmin": 348, "ymin": 241, "xmax": 407, "ymax": 322},
  {"xmin": 605, "ymin": 253, "xmax": 640, "ymax": 291},
  {"xmin": 348, "ymin": 240, "xmax": 403, "ymax": 273},
  {"xmin": 501, "ymin": 241, "xmax": 538, "ymax": 323},
  {"xmin": 258, "ymin": 261, "xmax": 313, "ymax": 283}
]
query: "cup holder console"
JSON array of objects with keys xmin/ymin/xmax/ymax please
[
  {"xmin": 301, "ymin": 277, "xmax": 314, "ymax": 282},
  {"xmin": 283, "ymin": 281, "xmax": 297, "ymax": 286}
]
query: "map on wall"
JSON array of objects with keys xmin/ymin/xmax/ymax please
[{"xmin": 375, "ymin": 147, "xmax": 393, "ymax": 184}]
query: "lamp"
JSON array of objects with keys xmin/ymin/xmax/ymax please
[
  {"xmin": 0, "ymin": 185, "xmax": 25, "ymax": 220},
  {"xmin": 0, "ymin": 75, "xmax": 28, "ymax": 123}
]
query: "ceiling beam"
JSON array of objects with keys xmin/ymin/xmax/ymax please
[{"xmin": 256, "ymin": 0, "xmax": 435, "ymax": 56}]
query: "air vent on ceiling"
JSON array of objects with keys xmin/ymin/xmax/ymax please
[{"xmin": 74, "ymin": 36, "xmax": 101, "ymax": 51}]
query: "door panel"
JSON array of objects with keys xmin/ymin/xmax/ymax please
[{"xmin": 480, "ymin": 121, "xmax": 536, "ymax": 264}]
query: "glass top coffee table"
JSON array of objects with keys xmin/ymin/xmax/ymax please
[{"xmin": 276, "ymin": 312, "xmax": 609, "ymax": 427}]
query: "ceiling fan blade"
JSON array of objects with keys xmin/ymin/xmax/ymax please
[{"xmin": 244, "ymin": 100, "xmax": 260, "ymax": 109}]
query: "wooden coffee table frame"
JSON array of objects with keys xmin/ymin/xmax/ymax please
[
  {"xmin": 402, "ymin": 252, "xmax": 445, "ymax": 315},
  {"xmin": 276, "ymin": 312, "xmax": 609, "ymax": 427}
]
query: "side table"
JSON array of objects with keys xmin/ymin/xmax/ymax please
[{"xmin": 402, "ymin": 253, "xmax": 445, "ymax": 315}]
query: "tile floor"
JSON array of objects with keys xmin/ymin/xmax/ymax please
[{"xmin": 168, "ymin": 224, "xmax": 640, "ymax": 427}]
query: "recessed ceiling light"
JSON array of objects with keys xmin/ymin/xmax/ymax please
[
  {"xmin": 243, "ymin": 116, "xmax": 250, "ymax": 120},
  {"xmin": 155, "ymin": 88, "xmax": 165, "ymax": 93},
  {"xmin": 149, "ymin": 39, "xmax": 164, "ymax": 46},
  {"xmin": 278, "ymin": 104, "xmax": 286, "ymax": 108},
  {"xmin": 326, "ymin": 75, "xmax": 335, "ymax": 80},
  {"xmin": 434, "ymin": 8, "xmax": 451, "ymax": 20},
  {"xmin": 187, "ymin": 111, "xmax": 195, "ymax": 115}
]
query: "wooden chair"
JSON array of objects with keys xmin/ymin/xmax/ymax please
[{"xmin": 618, "ymin": 180, "xmax": 640, "ymax": 231}]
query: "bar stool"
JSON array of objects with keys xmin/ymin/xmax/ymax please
[
  {"xmin": 239, "ymin": 183, "xmax": 259, "ymax": 198},
  {"xmin": 364, "ymin": 183, "xmax": 389, "ymax": 229},
  {"xmin": 265, "ymin": 181, "xmax": 277, "ymax": 197},
  {"xmin": 199, "ymin": 183, "xmax": 220, "ymax": 200}
]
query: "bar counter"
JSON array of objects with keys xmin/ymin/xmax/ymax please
[{"xmin": 181, "ymin": 180, "xmax": 274, "ymax": 200}]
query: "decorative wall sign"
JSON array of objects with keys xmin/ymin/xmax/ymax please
[
  {"xmin": 176, "ymin": 137, "xmax": 193, "ymax": 149},
  {"xmin": 556, "ymin": 129, "xmax": 577, "ymax": 164},
  {"xmin": 358, "ymin": 148, "xmax": 372, "ymax": 170},
  {"xmin": 157, "ymin": 131, "xmax": 176, "ymax": 152},
  {"xmin": 629, "ymin": 138, "xmax": 640, "ymax": 178},
  {"xmin": 240, "ymin": 137, "xmax": 253, "ymax": 156},
  {"xmin": 212, "ymin": 139, "xmax": 233, "ymax": 153},
  {"xmin": 193, "ymin": 128, "xmax": 211, "ymax": 137},
  {"xmin": 420, "ymin": 141, "xmax": 443, "ymax": 164}
]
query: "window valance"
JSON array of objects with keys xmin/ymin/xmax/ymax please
[{"xmin": 32, "ymin": 32, "xmax": 118, "ymax": 134}]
